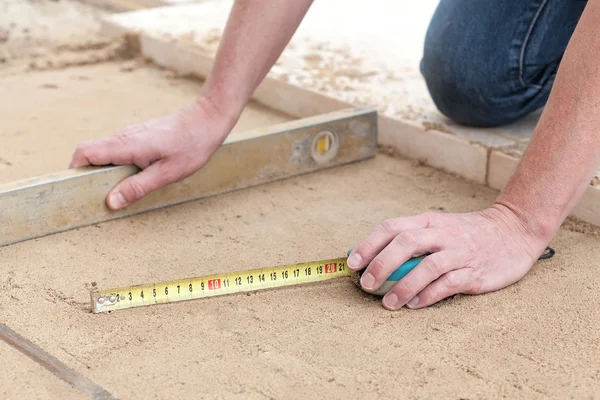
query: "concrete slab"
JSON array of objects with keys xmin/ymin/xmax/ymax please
[
  {"xmin": 488, "ymin": 151, "xmax": 519, "ymax": 192},
  {"xmin": 379, "ymin": 115, "xmax": 488, "ymax": 184}
]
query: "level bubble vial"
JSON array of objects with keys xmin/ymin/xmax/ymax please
[{"xmin": 311, "ymin": 129, "xmax": 339, "ymax": 164}]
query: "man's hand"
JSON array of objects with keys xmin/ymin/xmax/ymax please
[
  {"xmin": 347, "ymin": 204, "xmax": 549, "ymax": 310},
  {"xmin": 347, "ymin": 0, "xmax": 600, "ymax": 310},
  {"xmin": 69, "ymin": 99, "xmax": 234, "ymax": 210},
  {"xmin": 69, "ymin": 0, "xmax": 313, "ymax": 210}
]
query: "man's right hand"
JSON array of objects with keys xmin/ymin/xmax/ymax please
[
  {"xmin": 69, "ymin": 97, "xmax": 236, "ymax": 210},
  {"xmin": 69, "ymin": 0, "xmax": 314, "ymax": 210}
]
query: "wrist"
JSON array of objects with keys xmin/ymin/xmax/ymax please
[
  {"xmin": 192, "ymin": 92, "xmax": 241, "ymax": 142},
  {"xmin": 198, "ymin": 79, "xmax": 247, "ymax": 127},
  {"xmin": 484, "ymin": 201, "xmax": 556, "ymax": 256}
]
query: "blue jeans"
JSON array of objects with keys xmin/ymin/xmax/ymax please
[{"xmin": 420, "ymin": 0, "xmax": 588, "ymax": 127}]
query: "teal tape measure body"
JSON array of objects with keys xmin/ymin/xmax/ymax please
[
  {"xmin": 348, "ymin": 249, "xmax": 425, "ymax": 296},
  {"xmin": 348, "ymin": 246, "xmax": 555, "ymax": 296}
]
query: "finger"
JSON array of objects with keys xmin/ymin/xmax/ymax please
[
  {"xmin": 106, "ymin": 160, "xmax": 179, "ymax": 210},
  {"xmin": 400, "ymin": 268, "xmax": 473, "ymax": 310},
  {"xmin": 381, "ymin": 250, "xmax": 464, "ymax": 310},
  {"xmin": 347, "ymin": 214, "xmax": 432, "ymax": 270},
  {"xmin": 70, "ymin": 137, "xmax": 134, "ymax": 169},
  {"xmin": 69, "ymin": 140, "xmax": 96, "ymax": 168},
  {"xmin": 69, "ymin": 125, "xmax": 148, "ymax": 168},
  {"xmin": 360, "ymin": 228, "xmax": 442, "ymax": 293}
]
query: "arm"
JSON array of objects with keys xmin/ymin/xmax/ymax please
[
  {"xmin": 347, "ymin": 2, "xmax": 600, "ymax": 310},
  {"xmin": 495, "ymin": 0, "xmax": 600, "ymax": 246},
  {"xmin": 200, "ymin": 0, "xmax": 315, "ymax": 122},
  {"xmin": 70, "ymin": 0, "xmax": 314, "ymax": 210}
]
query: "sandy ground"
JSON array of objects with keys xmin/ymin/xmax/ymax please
[
  {"xmin": 0, "ymin": 0, "xmax": 290, "ymax": 183},
  {"xmin": 1, "ymin": 341, "xmax": 86, "ymax": 399},
  {"xmin": 2, "ymin": 146, "xmax": 600, "ymax": 399},
  {"xmin": 1, "ymin": 1, "xmax": 600, "ymax": 399},
  {"xmin": 0, "ymin": 60, "xmax": 291, "ymax": 183},
  {"xmin": 0, "ymin": 0, "xmax": 103, "ymax": 60}
]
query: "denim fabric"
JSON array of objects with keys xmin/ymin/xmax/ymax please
[{"xmin": 420, "ymin": 0, "xmax": 588, "ymax": 127}]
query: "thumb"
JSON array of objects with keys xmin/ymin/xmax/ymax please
[{"xmin": 106, "ymin": 161, "xmax": 177, "ymax": 210}]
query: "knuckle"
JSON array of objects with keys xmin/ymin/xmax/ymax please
[
  {"xmin": 369, "ymin": 257, "xmax": 386, "ymax": 274},
  {"xmin": 119, "ymin": 123, "xmax": 144, "ymax": 135},
  {"xmin": 359, "ymin": 239, "xmax": 376, "ymax": 255},
  {"xmin": 463, "ymin": 271, "xmax": 480, "ymax": 294},
  {"xmin": 113, "ymin": 124, "xmax": 143, "ymax": 144},
  {"xmin": 441, "ymin": 272, "xmax": 461, "ymax": 289},
  {"xmin": 160, "ymin": 166, "xmax": 181, "ymax": 184},
  {"xmin": 126, "ymin": 178, "xmax": 147, "ymax": 201},
  {"xmin": 113, "ymin": 132, "xmax": 131, "ymax": 146},
  {"xmin": 394, "ymin": 278, "xmax": 416, "ymax": 298},
  {"xmin": 424, "ymin": 286, "xmax": 443, "ymax": 304},
  {"xmin": 423, "ymin": 256, "xmax": 445, "ymax": 276},
  {"xmin": 380, "ymin": 219, "xmax": 400, "ymax": 236},
  {"xmin": 393, "ymin": 231, "xmax": 418, "ymax": 249},
  {"xmin": 420, "ymin": 211, "xmax": 435, "ymax": 227},
  {"xmin": 75, "ymin": 141, "xmax": 92, "ymax": 155}
]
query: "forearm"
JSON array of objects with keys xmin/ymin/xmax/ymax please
[
  {"xmin": 495, "ymin": 1, "xmax": 600, "ymax": 243},
  {"xmin": 199, "ymin": 0, "xmax": 313, "ymax": 121}
]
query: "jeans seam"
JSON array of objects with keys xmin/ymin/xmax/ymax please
[{"xmin": 519, "ymin": 0, "xmax": 549, "ymax": 89}]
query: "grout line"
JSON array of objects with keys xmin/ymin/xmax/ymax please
[
  {"xmin": 484, "ymin": 147, "xmax": 492, "ymax": 187},
  {"xmin": 0, "ymin": 323, "xmax": 117, "ymax": 400}
]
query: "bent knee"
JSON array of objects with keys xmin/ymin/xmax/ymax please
[
  {"xmin": 418, "ymin": 1, "xmax": 544, "ymax": 127},
  {"xmin": 420, "ymin": 51, "xmax": 526, "ymax": 127}
]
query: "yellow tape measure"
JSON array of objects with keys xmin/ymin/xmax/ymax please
[{"xmin": 91, "ymin": 256, "xmax": 350, "ymax": 313}]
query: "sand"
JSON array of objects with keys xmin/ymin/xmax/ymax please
[
  {"xmin": 0, "ymin": 341, "xmax": 86, "ymax": 399},
  {"xmin": 0, "ymin": 59, "xmax": 291, "ymax": 183},
  {"xmin": 2, "ymin": 147, "xmax": 600, "ymax": 398},
  {"xmin": 0, "ymin": 0, "xmax": 103, "ymax": 60},
  {"xmin": 1, "ymin": 2, "xmax": 600, "ymax": 399}
]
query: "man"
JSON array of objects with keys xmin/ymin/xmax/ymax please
[{"xmin": 70, "ymin": 0, "xmax": 597, "ymax": 311}]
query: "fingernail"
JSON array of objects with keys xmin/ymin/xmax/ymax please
[
  {"xmin": 407, "ymin": 296, "xmax": 419, "ymax": 308},
  {"xmin": 108, "ymin": 192, "xmax": 126, "ymax": 210},
  {"xmin": 360, "ymin": 272, "xmax": 375, "ymax": 290},
  {"xmin": 348, "ymin": 252, "xmax": 363, "ymax": 269},
  {"xmin": 384, "ymin": 292, "xmax": 398, "ymax": 309}
]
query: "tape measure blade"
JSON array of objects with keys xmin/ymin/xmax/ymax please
[{"xmin": 92, "ymin": 256, "xmax": 351, "ymax": 313}]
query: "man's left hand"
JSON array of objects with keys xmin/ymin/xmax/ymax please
[{"xmin": 346, "ymin": 204, "xmax": 549, "ymax": 310}]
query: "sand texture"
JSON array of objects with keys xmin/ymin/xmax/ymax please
[
  {"xmin": 0, "ymin": 0, "xmax": 104, "ymax": 60},
  {"xmin": 1, "ymin": 2, "xmax": 599, "ymax": 399},
  {"xmin": 0, "ymin": 60, "xmax": 291, "ymax": 183},
  {"xmin": 1, "ymin": 57, "xmax": 599, "ymax": 396},
  {"xmin": 1, "ymin": 150, "xmax": 600, "ymax": 398},
  {"xmin": 0, "ymin": 341, "xmax": 86, "ymax": 399}
]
